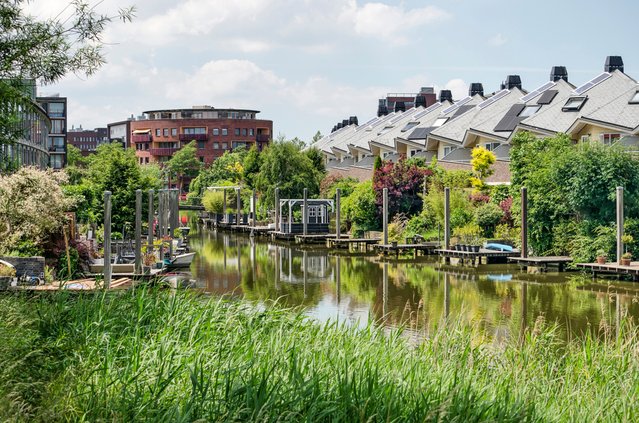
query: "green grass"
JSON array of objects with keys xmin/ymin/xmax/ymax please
[{"xmin": 0, "ymin": 289, "xmax": 638, "ymax": 422}]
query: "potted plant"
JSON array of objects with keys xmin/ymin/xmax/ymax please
[
  {"xmin": 596, "ymin": 250, "xmax": 607, "ymax": 264},
  {"xmin": 621, "ymin": 252, "xmax": 632, "ymax": 266}
]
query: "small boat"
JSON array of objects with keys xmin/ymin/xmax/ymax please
[
  {"xmin": 484, "ymin": 243, "xmax": 514, "ymax": 252},
  {"xmin": 164, "ymin": 252, "xmax": 196, "ymax": 270}
]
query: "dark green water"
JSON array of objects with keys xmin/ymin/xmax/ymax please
[{"xmin": 189, "ymin": 229, "xmax": 639, "ymax": 341}]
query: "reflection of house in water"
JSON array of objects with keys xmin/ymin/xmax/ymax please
[{"xmin": 272, "ymin": 245, "xmax": 333, "ymax": 284}]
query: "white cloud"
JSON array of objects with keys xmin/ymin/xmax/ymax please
[
  {"xmin": 490, "ymin": 33, "xmax": 507, "ymax": 47},
  {"xmin": 443, "ymin": 79, "xmax": 468, "ymax": 99}
]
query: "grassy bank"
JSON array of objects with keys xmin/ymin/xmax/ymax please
[{"xmin": 0, "ymin": 290, "xmax": 638, "ymax": 422}]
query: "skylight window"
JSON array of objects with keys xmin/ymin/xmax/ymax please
[
  {"xmin": 562, "ymin": 96, "xmax": 587, "ymax": 112},
  {"xmin": 519, "ymin": 105, "xmax": 541, "ymax": 117},
  {"xmin": 630, "ymin": 91, "xmax": 639, "ymax": 104},
  {"xmin": 377, "ymin": 126, "xmax": 394, "ymax": 135},
  {"xmin": 401, "ymin": 121, "xmax": 420, "ymax": 132},
  {"xmin": 433, "ymin": 117, "xmax": 449, "ymax": 127}
]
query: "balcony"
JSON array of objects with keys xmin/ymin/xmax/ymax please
[
  {"xmin": 132, "ymin": 134, "xmax": 152, "ymax": 143},
  {"xmin": 149, "ymin": 147, "xmax": 178, "ymax": 156},
  {"xmin": 179, "ymin": 133, "xmax": 208, "ymax": 142},
  {"xmin": 256, "ymin": 134, "xmax": 270, "ymax": 142}
]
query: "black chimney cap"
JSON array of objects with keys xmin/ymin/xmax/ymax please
[
  {"xmin": 377, "ymin": 99, "xmax": 389, "ymax": 117},
  {"xmin": 469, "ymin": 83, "xmax": 484, "ymax": 97},
  {"xmin": 394, "ymin": 101, "xmax": 406, "ymax": 112},
  {"xmin": 605, "ymin": 56, "xmax": 624, "ymax": 73},
  {"xmin": 504, "ymin": 75, "xmax": 522, "ymax": 90},
  {"xmin": 414, "ymin": 95, "xmax": 427, "ymax": 108},
  {"xmin": 336, "ymin": 122, "xmax": 343, "ymax": 129},
  {"xmin": 332, "ymin": 125, "xmax": 337, "ymax": 133},
  {"xmin": 349, "ymin": 116, "xmax": 358, "ymax": 125},
  {"xmin": 439, "ymin": 90, "xmax": 453, "ymax": 102},
  {"xmin": 550, "ymin": 66, "xmax": 568, "ymax": 82},
  {"xmin": 342, "ymin": 119, "xmax": 349, "ymax": 127}
]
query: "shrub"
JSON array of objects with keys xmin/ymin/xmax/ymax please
[
  {"xmin": 202, "ymin": 190, "xmax": 225, "ymax": 214},
  {"xmin": 453, "ymin": 222, "xmax": 482, "ymax": 244},
  {"xmin": 56, "ymin": 247, "xmax": 81, "ymax": 280},
  {"xmin": 0, "ymin": 263, "xmax": 15, "ymax": 277},
  {"xmin": 474, "ymin": 203, "xmax": 504, "ymax": 237}
]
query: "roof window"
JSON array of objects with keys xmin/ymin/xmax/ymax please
[
  {"xmin": 519, "ymin": 105, "xmax": 541, "ymax": 117},
  {"xmin": 562, "ymin": 96, "xmax": 587, "ymax": 112},
  {"xmin": 629, "ymin": 91, "xmax": 639, "ymax": 104},
  {"xmin": 433, "ymin": 117, "xmax": 449, "ymax": 127}
]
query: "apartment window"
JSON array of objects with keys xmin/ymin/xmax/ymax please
[
  {"xmin": 155, "ymin": 128, "xmax": 161, "ymax": 136},
  {"xmin": 184, "ymin": 127, "xmax": 206, "ymax": 134},
  {"xmin": 433, "ymin": 117, "xmax": 448, "ymax": 127},
  {"xmin": 519, "ymin": 105, "xmax": 541, "ymax": 117},
  {"xmin": 197, "ymin": 141, "xmax": 206, "ymax": 149},
  {"xmin": 213, "ymin": 128, "xmax": 219, "ymax": 136},
  {"xmin": 630, "ymin": 91, "xmax": 639, "ymax": 104},
  {"xmin": 199, "ymin": 156, "xmax": 204, "ymax": 163},
  {"xmin": 242, "ymin": 128, "xmax": 247, "ymax": 136},
  {"xmin": 163, "ymin": 128, "xmax": 169, "ymax": 136},
  {"xmin": 222, "ymin": 142, "xmax": 228, "ymax": 149},
  {"xmin": 600, "ymin": 133, "xmax": 621, "ymax": 146},
  {"xmin": 562, "ymin": 96, "xmax": 587, "ymax": 111},
  {"xmin": 222, "ymin": 128, "xmax": 228, "ymax": 136},
  {"xmin": 145, "ymin": 157, "xmax": 149, "ymax": 164},
  {"xmin": 51, "ymin": 119, "xmax": 65, "ymax": 134},
  {"xmin": 50, "ymin": 154, "xmax": 64, "ymax": 169},
  {"xmin": 213, "ymin": 142, "xmax": 219, "ymax": 149},
  {"xmin": 48, "ymin": 102, "xmax": 65, "ymax": 117},
  {"xmin": 249, "ymin": 128, "xmax": 254, "ymax": 136},
  {"xmin": 234, "ymin": 128, "xmax": 240, "ymax": 136},
  {"xmin": 172, "ymin": 128, "xmax": 177, "ymax": 136},
  {"xmin": 484, "ymin": 142, "xmax": 501, "ymax": 151}
]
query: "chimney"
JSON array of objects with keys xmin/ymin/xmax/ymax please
[
  {"xmin": 439, "ymin": 90, "xmax": 453, "ymax": 102},
  {"xmin": 414, "ymin": 95, "xmax": 427, "ymax": 108},
  {"xmin": 377, "ymin": 99, "xmax": 389, "ymax": 117},
  {"xmin": 336, "ymin": 122, "xmax": 343, "ymax": 130},
  {"xmin": 394, "ymin": 101, "xmax": 406, "ymax": 113},
  {"xmin": 349, "ymin": 116, "xmax": 358, "ymax": 126},
  {"xmin": 332, "ymin": 125, "xmax": 337, "ymax": 133},
  {"xmin": 503, "ymin": 75, "xmax": 522, "ymax": 90},
  {"xmin": 550, "ymin": 66, "xmax": 568, "ymax": 82},
  {"xmin": 468, "ymin": 83, "xmax": 484, "ymax": 97},
  {"xmin": 342, "ymin": 119, "xmax": 349, "ymax": 127},
  {"xmin": 605, "ymin": 56, "xmax": 624, "ymax": 73}
]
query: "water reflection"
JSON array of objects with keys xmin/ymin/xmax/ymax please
[{"xmin": 191, "ymin": 230, "xmax": 639, "ymax": 341}]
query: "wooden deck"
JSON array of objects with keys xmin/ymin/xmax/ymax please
[
  {"xmin": 327, "ymin": 237, "xmax": 380, "ymax": 250},
  {"xmin": 436, "ymin": 248, "xmax": 520, "ymax": 264},
  {"xmin": 294, "ymin": 234, "xmax": 336, "ymax": 244},
  {"xmin": 508, "ymin": 256, "xmax": 573, "ymax": 272},
  {"xmin": 375, "ymin": 242, "xmax": 440, "ymax": 258},
  {"xmin": 576, "ymin": 261, "xmax": 639, "ymax": 281}
]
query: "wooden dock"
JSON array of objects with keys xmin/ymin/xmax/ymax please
[
  {"xmin": 508, "ymin": 256, "xmax": 573, "ymax": 272},
  {"xmin": 576, "ymin": 261, "xmax": 639, "ymax": 281},
  {"xmin": 375, "ymin": 242, "xmax": 440, "ymax": 258},
  {"xmin": 294, "ymin": 234, "xmax": 336, "ymax": 244},
  {"xmin": 327, "ymin": 237, "xmax": 380, "ymax": 251},
  {"xmin": 436, "ymin": 248, "xmax": 520, "ymax": 265}
]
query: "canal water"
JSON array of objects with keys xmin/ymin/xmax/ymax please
[{"xmin": 188, "ymin": 229, "xmax": 639, "ymax": 342}]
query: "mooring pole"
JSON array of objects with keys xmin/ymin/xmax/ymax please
[
  {"xmin": 303, "ymin": 188, "xmax": 308, "ymax": 236},
  {"xmin": 252, "ymin": 189, "xmax": 257, "ymax": 228},
  {"xmin": 617, "ymin": 186, "xmax": 624, "ymax": 264},
  {"xmin": 444, "ymin": 187, "xmax": 450, "ymax": 250},
  {"xmin": 103, "ymin": 191, "xmax": 112, "ymax": 289},
  {"xmin": 134, "ymin": 189, "xmax": 142, "ymax": 274},
  {"xmin": 335, "ymin": 255, "xmax": 341, "ymax": 304},
  {"xmin": 382, "ymin": 262, "xmax": 389, "ymax": 316},
  {"xmin": 147, "ymin": 189, "xmax": 154, "ymax": 247},
  {"xmin": 236, "ymin": 188, "xmax": 241, "ymax": 227},
  {"xmin": 223, "ymin": 189, "xmax": 227, "ymax": 222},
  {"xmin": 169, "ymin": 189, "xmax": 179, "ymax": 235},
  {"xmin": 521, "ymin": 187, "xmax": 528, "ymax": 258},
  {"xmin": 383, "ymin": 187, "xmax": 389, "ymax": 245},
  {"xmin": 274, "ymin": 187, "xmax": 280, "ymax": 231},
  {"xmin": 444, "ymin": 272, "xmax": 450, "ymax": 319},
  {"xmin": 335, "ymin": 188, "xmax": 341, "ymax": 239}
]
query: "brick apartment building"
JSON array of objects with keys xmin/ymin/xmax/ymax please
[{"xmin": 67, "ymin": 126, "xmax": 108, "ymax": 156}]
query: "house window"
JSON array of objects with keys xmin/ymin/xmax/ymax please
[
  {"xmin": 580, "ymin": 135, "xmax": 590, "ymax": 143},
  {"xmin": 171, "ymin": 128, "xmax": 177, "ymax": 136},
  {"xmin": 433, "ymin": 117, "xmax": 448, "ymax": 127},
  {"xmin": 222, "ymin": 128, "xmax": 228, "ymax": 136},
  {"xmin": 562, "ymin": 96, "xmax": 587, "ymax": 111},
  {"xmin": 484, "ymin": 142, "xmax": 500, "ymax": 151},
  {"xmin": 442, "ymin": 146, "xmax": 456, "ymax": 157},
  {"xmin": 630, "ymin": 91, "xmax": 639, "ymax": 104},
  {"xmin": 197, "ymin": 141, "xmax": 206, "ymax": 149},
  {"xmin": 519, "ymin": 105, "xmax": 541, "ymax": 117},
  {"xmin": 600, "ymin": 133, "xmax": 621, "ymax": 146},
  {"xmin": 213, "ymin": 128, "xmax": 219, "ymax": 136},
  {"xmin": 234, "ymin": 128, "xmax": 240, "ymax": 136}
]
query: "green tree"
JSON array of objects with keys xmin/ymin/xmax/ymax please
[
  {"xmin": 166, "ymin": 141, "xmax": 201, "ymax": 193},
  {"xmin": 66, "ymin": 144, "xmax": 84, "ymax": 167},
  {"xmin": 311, "ymin": 130, "xmax": 323, "ymax": 144},
  {"xmin": 342, "ymin": 180, "xmax": 378, "ymax": 234},
  {"xmin": 305, "ymin": 147, "xmax": 326, "ymax": 175},
  {"xmin": 242, "ymin": 145, "xmax": 262, "ymax": 189}
]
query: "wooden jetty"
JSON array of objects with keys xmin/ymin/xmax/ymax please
[
  {"xmin": 294, "ymin": 234, "xmax": 336, "ymax": 244},
  {"xmin": 436, "ymin": 248, "xmax": 520, "ymax": 265},
  {"xmin": 575, "ymin": 262, "xmax": 639, "ymax": 281},
  {"xmin": 326, "ymin": 237, "xmax": 380, "ymax": 251},
  {"xmin": 375, "ymin": 242, "xmax": 440, "ymax": 258},
  {"xmin": 508, "ymin": 256, "xmax": 573, "ymax": 272}
]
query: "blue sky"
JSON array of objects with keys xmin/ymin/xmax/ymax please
[{"xmin": 32, "ymin": 0, "xmax": 639, "ymax": 143}]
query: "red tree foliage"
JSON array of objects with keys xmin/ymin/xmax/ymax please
[{"xmin": 372, "ymin": 157, "xmax": 432, "ymax": 219}]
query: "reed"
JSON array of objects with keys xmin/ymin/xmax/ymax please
[{"xmin": 0, "ymin": 289, "xmax": 638, "ymax": 422}]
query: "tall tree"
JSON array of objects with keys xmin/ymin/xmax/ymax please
[{"xmin": 166, "ymin": 141, "xmax": 201, "ymax": 192}]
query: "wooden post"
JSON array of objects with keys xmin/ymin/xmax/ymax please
[
  {"xmin": 444, "ymin": 187, "xmax": 450, "ymax": 250},
  {"xmin": 335, "ymin": 255, "xmax": 341, "ymax": 304},
  {"xmin": 382, "ymin": 262, "xmax": 388, "ymax": 316},
  {"xmin": 223, "ymin": 189, "xmax": 227, "ymax": 222},
  {"xmin": 103, "ymin": 191, "xmax": 112, "ymax": 289},
  {"xmin": 444, "ymin": 272, "xmax": 450, "ymax": 319},
  {"xmin": 134, "ymin": 189, "xmax": 142, "ymax": 274},
  {"xmin": 288, "ymin": 201, "xmax": 292, "ymax": 234},
  {"xmin": 274, "ymin": 188, "xmax": 280, "ymax": 231},
  {"xmin": 147, "ymin": 189, "xmax": 154, "ymax": 247},
  {"xmin": 236, "ymin": 188, "xmax": 241, "ymax": 227},
  {"xmin": 169, "ymin": 189, "xmax": 179, "ymax": 235},
  {"xmin": 383, "ymin": 187, "xmax": 388, "ymax": 245},
  {"xmin": 303, "ymin": 188, "xmax": 308, "ymax": 236},
  {"xmin": 617, "ymin": 186, "xmax": 624, "ymax": 264},
  {"xmin": 335, "ymin": 188, "xmax": 341, "ymax": 239},
  {"xmin": 252, "ymin": 189, "xmax": 257, "ymax": 228},
  {"xmin": 521, "ymin": 187, "xmax": 528, "ymax": 258}
]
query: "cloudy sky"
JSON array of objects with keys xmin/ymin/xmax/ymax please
[{"xmin": 29, "ymin": 0, "xmax": 639, "ymax": 142}]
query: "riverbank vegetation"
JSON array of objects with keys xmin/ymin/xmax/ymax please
[{"xmin": 1, "ymin": 289, "xmax": 638, "ymax": 422}]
